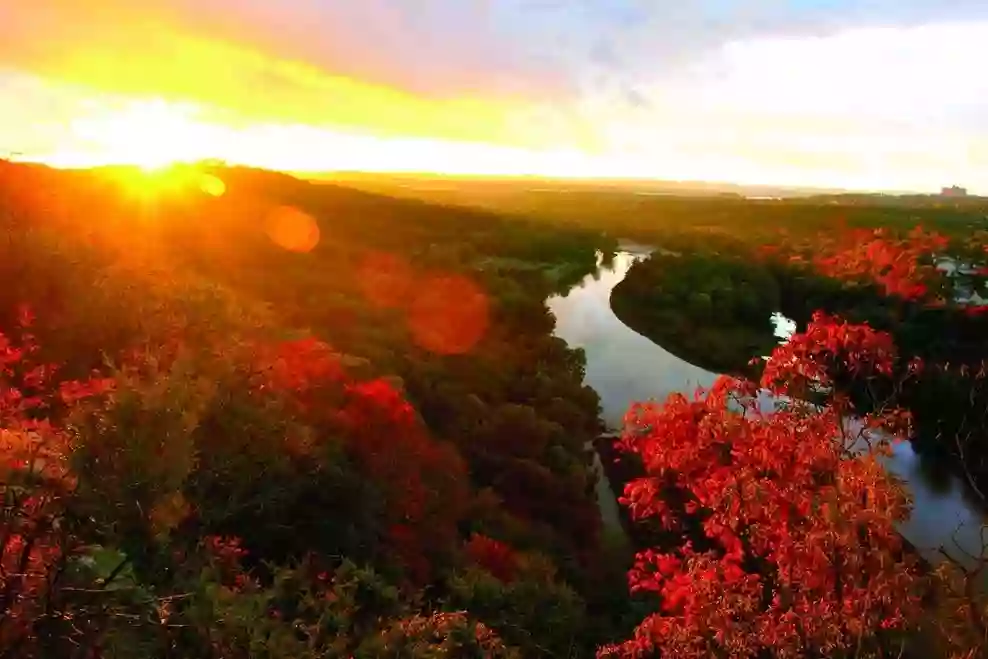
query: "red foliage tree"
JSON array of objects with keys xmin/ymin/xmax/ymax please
[
  {"xmin": 763, "ymin": 224, "xmax": 988, "ymax": 657},
  {"xmin": 464, "ymin": 533, "xmax": 519, "ymax": 583},
  {"xmin": 602, "ymin": 315, "xmax": 923, "ymax": 658},
  {"xmin": 804, "ymin": 225, "xmax": 949, "ymax": 301},
  {"xmin": 249, "ymin": 336, "xmax": 469, "ymax": 584},
  {"xmin": 0, "ymin": 306, "xmax": 114, "ymax": 650}
]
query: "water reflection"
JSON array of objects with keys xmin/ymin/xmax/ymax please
[
  {"xmin": 770, "ymin": 311, "xmax": 797, "ymax": 341},
  {"xmin": 549, "ymin": 247, "xmax": 988, "ymax": 568},
  {"xmin": 548, "ymin": 249, "xmax": 716, "ymax": 430}
]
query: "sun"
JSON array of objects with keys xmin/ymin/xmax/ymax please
[
  {"xmin": 136, "ymin": 155, "xmax": 176, "ymax": 173},
  {"xmin": 69, "ymin": 98, "xmax": 212, "ymax": 170}
]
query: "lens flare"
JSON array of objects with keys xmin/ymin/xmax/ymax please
[
  {"xmin": 357, "ymin": 251, "xmax": 414, "ymax": 309},
  {"xmin": 199, "ymin": 173, "xmax": 226, "ymax": 197},
  {"xmin": 264, "ymin": 205, "xmax": 320, "ymax": 253},
  {"xmin": 408, "ymin": 275, "xmax": 489, "ymax": 355}
]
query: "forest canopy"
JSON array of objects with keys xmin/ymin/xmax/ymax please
[{"xmin": 2, "ymin": 160, "xmax": 988, "ymax": 658}]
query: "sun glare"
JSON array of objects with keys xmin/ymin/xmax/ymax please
[
  {"xmin": 107, "ymin": 164, "xmax": 229, "ymax": 206},
  {"xmin": 69, "ymin": 99, "xmax": 212, "ymax": 170}
]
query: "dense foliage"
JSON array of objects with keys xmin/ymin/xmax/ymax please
[
  {"xmin": 605, "ymin": 211, "xmax": 988, "ymax": 505},
  {"xmin": 601, "ymin": 219, "xmax": 988, "ymax": 658},
  {"xmin": 0, "ymin": 160, "xmax": 635, "ymax": 657},
  {"xmin": 4, "ymin": 160, "xmax": 988, "ymax": 658},
  {"xmin": 762, "ymin": 224, "xmax": 988, "ymax": 498},
  {"xmin": 603, "ymin": 314, "xmax": 925, "ymax": 658},
  {"xmin": 611, "ymin": 237, "xmax": 781, "ymax": 373}
]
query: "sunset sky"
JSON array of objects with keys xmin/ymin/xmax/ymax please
[{"xmin": 2, "ymin": 0, "xmax": 986, "ymax": 192}]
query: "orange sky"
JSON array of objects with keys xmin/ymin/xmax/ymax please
[
  {"xmin": 7, "ymin": 15, "xmax": 517, "ymax": 142},
  {"xmin": 0, "ymin": 1, "xmax": 530, "ymax": 175},
  {"xmin": 2, "ymin": 0, "xmax": 987, "ymax": 191}
]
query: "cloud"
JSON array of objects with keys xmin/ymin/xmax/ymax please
[{"xmin": 542, "ymin": 0, "xmax": 988, "ymax": 106}]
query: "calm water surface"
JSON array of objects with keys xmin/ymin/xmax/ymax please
[{"xmin": 548, "ymin": 246, "xmax": 988, "ymax": 567}]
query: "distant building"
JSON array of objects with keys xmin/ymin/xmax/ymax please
[{"xmin": 941, "ymin": 185, "xmax": 968, "ymax": 197}]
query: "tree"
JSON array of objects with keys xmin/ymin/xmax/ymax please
[
  {"xmin": 757, "ymin": 223, "xmax": 988, "ymax": 659},
  {"xmin": 810, "ymin": 225, "xmax": 949, "ymax": 302},
  {"xmin": 0, "ymin": 306, "xmax": 118, "ymax": 654},
  {"xmin": 602, "ymin": 314, "xmax": 925, "ymax": 658}
]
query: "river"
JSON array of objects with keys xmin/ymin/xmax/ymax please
[{"xmin": 547, "ymin": 244, "xmax": 988, "ymax": 568}]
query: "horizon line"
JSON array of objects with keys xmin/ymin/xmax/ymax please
[{"xmin": 4, "ymin": 154, "xmax": 974, "ymax": 198}]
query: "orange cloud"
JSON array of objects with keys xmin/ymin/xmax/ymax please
[{"xmin": 0, "ymin": 0, "xmax": 552, "ymax": 148}]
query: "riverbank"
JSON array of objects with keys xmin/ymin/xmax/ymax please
[{"xmin": 548, "ymin": 245, "xmax": 988, "ymax": 571}]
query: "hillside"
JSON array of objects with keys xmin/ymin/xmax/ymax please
[
  {"xmin": 5, "ymin": 160, "xmax": 988, "ymax": 658},
  {"xmin": 0, "ymin": 159, "xmax": 641, "ymax": 657}
]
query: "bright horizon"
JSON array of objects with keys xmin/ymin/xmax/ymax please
[{"xmin": 3, "ymin": 1, "xmax": 987, "ymax": 194}]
